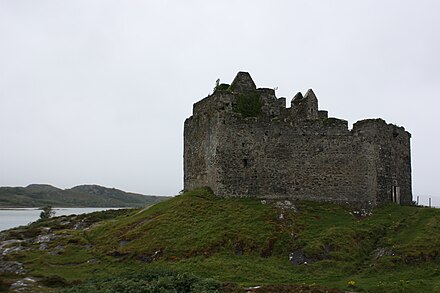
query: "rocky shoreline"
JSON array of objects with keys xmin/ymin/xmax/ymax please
[{"xmin": 0, "ymin": 208, "xmax": 130, "ymax": 292}]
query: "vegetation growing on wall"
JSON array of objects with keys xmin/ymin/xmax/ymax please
[
  {"xmin": 323, "ymin": 117, "xmax": 343, "ymax": 126},
  {"xmin": 214, "ymin": 83, "xmax": 231, "ymax": 92},
  {"xmin": 233, "ymin": 92, "xmax": 263, "ymax": 118}
]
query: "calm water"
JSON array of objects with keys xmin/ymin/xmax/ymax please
[{"xmin": 0, "ymin": 207, "xmax": 124, "ymax": 232}]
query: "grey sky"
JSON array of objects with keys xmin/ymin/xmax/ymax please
[{"xmin": 1, "ymin": 1, "xmax": 439, "ymax": 205}]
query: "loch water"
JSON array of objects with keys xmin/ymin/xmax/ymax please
[{"xmin": 0, "ymin": 207, "xmax": 123, "ymax": 231}]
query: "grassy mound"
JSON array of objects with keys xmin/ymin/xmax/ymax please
[{"xmin": 2, "ymin": 188, "xmax": 440, "ymax": 292}]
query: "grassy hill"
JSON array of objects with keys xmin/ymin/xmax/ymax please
[
  {"xmin": 0, "ymin": 184, "xmax": 168, "ymax": 207},
  {"xmin": 1, "ymin": 188, "xmax": 439, "ymax": 292}
]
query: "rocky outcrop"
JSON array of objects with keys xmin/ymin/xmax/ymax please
[{"xmin": 0, "ymin": 261, "xmax": 25, "ymax": 274}]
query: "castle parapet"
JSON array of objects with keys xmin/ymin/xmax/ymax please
[
  {"xmin": 323, "ymin": 118, "xmax": 349, "ymax": 135},
  {"xmin": 192, "ymin": 73, "xmax": 326, "ymax": 123},
  {"xmin": 289, "ymin": 89, "xmax": 319, "ymax": 120},
  {"xmin": 318, "ymin": 110, "xmax": 328, "ymax": 120},
  {"xmin": 352, "ymin": 118, "xmax": 410, "ymax": 139}
]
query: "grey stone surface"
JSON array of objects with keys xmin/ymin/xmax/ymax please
[
  {"xmin": 39, "ymin": 243, "xmax": 49, "ymax": 250},
  {"xmin": 0, "ymin": 261, "xmax": 25, "ymax": 274},
  {"xmin": 0, "ymin": 239, "xmax": 22, "ymax": 250},
  {"xmin": 372, "ymin": 247, "xmax": 395, "ymax": 260},
  {"xmin": 47, "ymin": 245, "xmax": 64, "ymax": 255},
  {"xmin": 2, "ymin": 246, "xmax": 28, "ymax": 255},
  {"xmin": 289, "ymin": 250, "xmax": 319, "ymax": 266},
  {"xmin": 184, "ymin": 72, "xmax": 412, "ymax": 207},
  {"xmin": 34, "ymin": 234, "xmax": 56, "ymax": 244},
  {"xmin": 10, "ymin": 277, "xmax": 40, "ymax": 292}
]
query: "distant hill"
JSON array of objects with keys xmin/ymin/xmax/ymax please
[{"xmin": 0, "ymin": 184, "xmax": 169, "ymax": 207}]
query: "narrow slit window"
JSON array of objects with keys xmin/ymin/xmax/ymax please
[{"xmin": 391, "ymin": 186, "xmax": 400, "ymax": 203}]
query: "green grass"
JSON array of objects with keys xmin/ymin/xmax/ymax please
[{"xmin": 4, "ymin": 188, "xmax": 440, "ymax": 292}]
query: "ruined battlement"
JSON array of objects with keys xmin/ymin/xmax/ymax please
[{"xmin": 184, "ymin": 72, "xmax": 412, "ymax": 207}]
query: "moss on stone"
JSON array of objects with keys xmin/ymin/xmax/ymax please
[
  {"xmin": 214, "ymin": 83, "xmax": 231, "ymax": 92},
  {"xmin": 233, "ymin": 92, "xmax": 263, "ymax": 118},
  {"xmin": 323, "ymin": 117, "xmax": 343, "ymax": 126}
]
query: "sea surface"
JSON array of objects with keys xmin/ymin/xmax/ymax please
[{"xmin": 0, "ymin": 207, "xmax": 125, "ymax": 232}]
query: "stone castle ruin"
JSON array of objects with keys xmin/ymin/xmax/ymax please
[{"xmin": 184, "ymin": 72, "xmax": 412, "ymax": 206}]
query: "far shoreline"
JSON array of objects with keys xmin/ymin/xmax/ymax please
[{"xmin": 0, "ymin": 206, "xmax": 137, "ymax": 209}]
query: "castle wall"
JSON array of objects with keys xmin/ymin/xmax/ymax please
[
  {"xmin": 184, "ymin": 72, "xmax": 412, "ymax": 206},
  {"xmin": 211, "ymin": 116, "xmax": 378, "ymax": 206},
  {"xmin": 184, "ymin": 93, "xmax": 232, "ymax": 192}
]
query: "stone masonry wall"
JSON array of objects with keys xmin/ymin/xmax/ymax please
[
  {"xmin": 184, "ymin": 72, "xmax": 412, "ymax": 206},
  {"xmin": 352, "ymin": 120, "xmax": 412, "ymax": 204}
]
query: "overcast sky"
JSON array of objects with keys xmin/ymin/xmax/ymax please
[{"xmin": 1, "ymin": 1, "xmax": 439, "ymax": 205}]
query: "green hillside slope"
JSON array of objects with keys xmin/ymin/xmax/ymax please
[
  {"xmin": 1, "ymin": 188, "xmax": 439, "ymax": 292},
  {"xmin": 0, "ymin": 184, "xmax": 167, "ymax": 207}
]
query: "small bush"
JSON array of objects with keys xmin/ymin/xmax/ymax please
[
  {"xmin": 39, "ymin": 275, "xmax": 69, "ymax": 287},
  {"xmin": 215, "ymin": 83, "xmax": 231, "ymax": 92},
  {"xmin": 233, "ymin": 92, "xmax": 262, "ymax": 118},
  {"xmin": 60, "ymin": 270, "xmax": 221, "ymax": 292},
  {"xmin": 39, "ymin": 206, "xmax": 55, "ymax": 220}
]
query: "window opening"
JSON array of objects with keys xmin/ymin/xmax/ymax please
[{"xmin": 243, "ymin": 159, "xmax": 248, "ymax": 167}]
